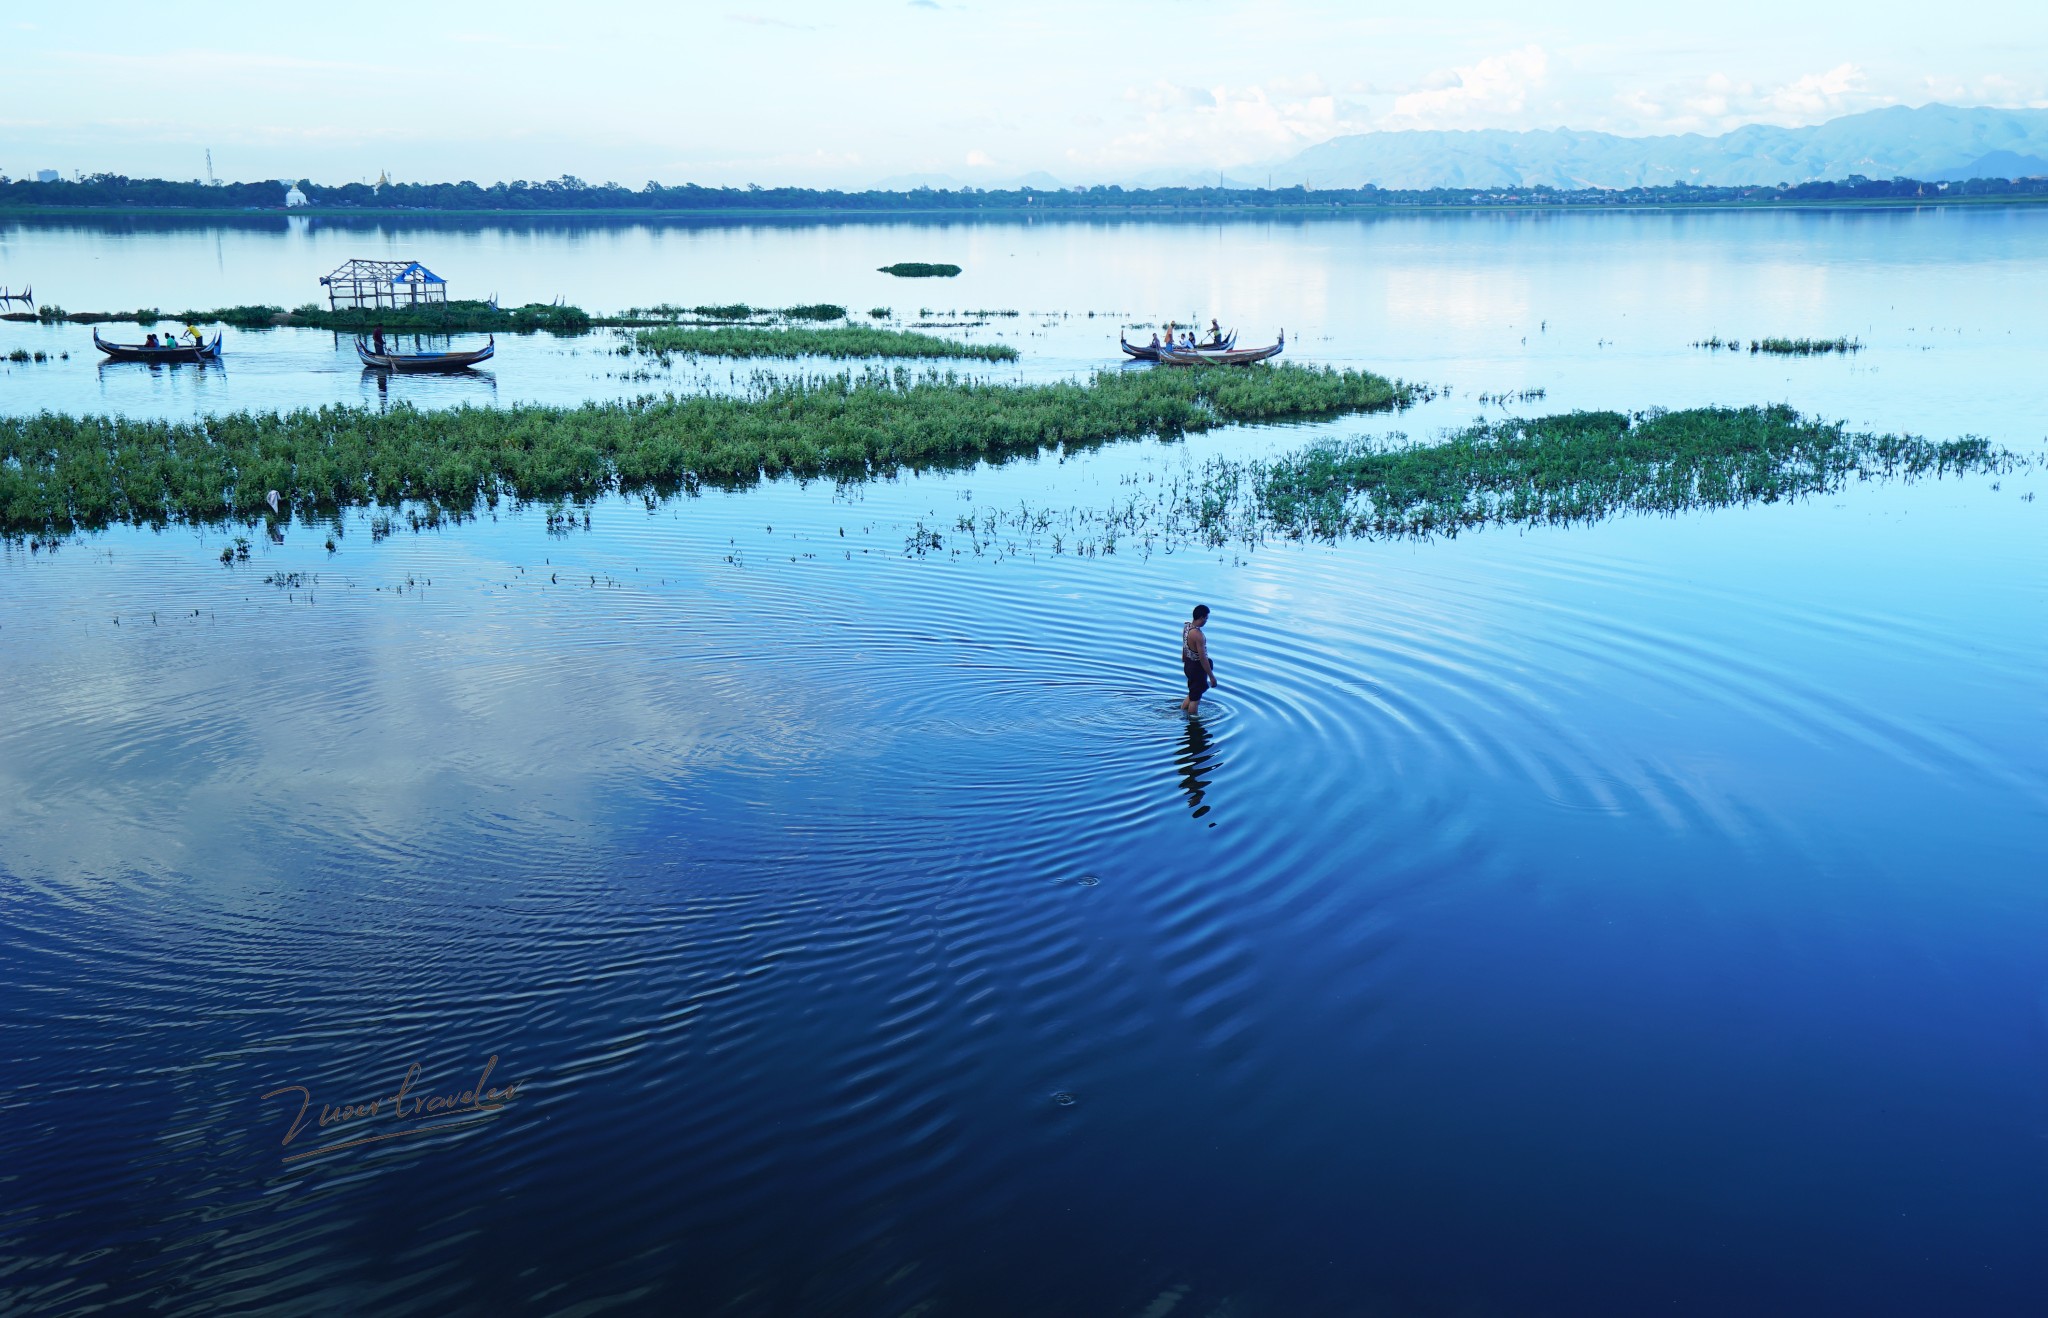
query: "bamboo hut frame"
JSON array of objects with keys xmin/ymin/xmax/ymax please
[{"xmin": 319, "ymin": 259, "xmax": 450, "ymax": 311}]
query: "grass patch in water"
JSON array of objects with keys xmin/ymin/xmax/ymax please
[
  {"xmin": 11, "ymin": 300, "xmax": 593, "ymax": 333},
  {"xmin": 879, "ymin": 263, "xmax": 961, "ymax": 278},
  {"xmin": 0, "ymin": 363, "xmax": 1414, "ymax": 535},
  {"xmin": 1751, "ymin": 337, "xmax": 1861, "ymax": 355},
  {"xmin": 632, "ymin": 325, "xmax": 1016, "ymax": 360},
  {"xmin": 1693, "ymin": 336, "xmax": 1862, "ymax": 355},
  {"xmin": 1230, "ymin": 406, "xmax": 1994, "ymax": 539},
  {"xmin": 933, "ymin": 406, "xmax": 2018, "ymax": 556}
]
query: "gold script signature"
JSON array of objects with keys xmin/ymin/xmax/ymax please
[{"xmin": 261, "ymin": 1056, "xmax": 524, "ymax": 1164}]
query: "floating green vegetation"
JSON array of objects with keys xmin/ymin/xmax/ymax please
[
  {"xmin": 620, "ymin": 303, "xmax": 851, "ymax": 324},
  {"xmin": 7, "ymin": 300, "xmax": 594, "ymax": 333},
  {"xmin": 922, "ymin": 406, "xmax": 2018, "ymax": 558},
  {"xmin": 688, "ymin": 303, "xmax": 761, "ymax": 320},
  {"xmin": 879, "ymin": 263, "xmax": 962, "ymax": 278},
  {"xmin": 1691, "ymin": 336, "xmax": 1863, "ymax": 355},
  {"xmin": 1751, "ymin": 336, "xmax": 1861, "ymax": 355},
  {"xmin": 631, "ymin": 325, "xmax": 1017, "ymax": 361},
  {"xmin": 5, "ymin": 348, "xmax": 57, "ymax": 364},
  {"xmin": 868, "ymin": 307, "xmax": 893, "ymax": 319},
  {"xmin": 0, "ymin": 363, "xmax": 1415, "ymax": 535},
  {"xmin": 310, "ymin": 301, "xmax": 594, "ymax": 334}
]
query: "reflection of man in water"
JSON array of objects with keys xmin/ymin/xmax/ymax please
[
  {"xmin": 1178, "ymin": 715, "xmax": 1215, "ymax": 820},
  {"xmin": 1180, "ymin": 604, "xmax": 1216, "ymax": 714}
]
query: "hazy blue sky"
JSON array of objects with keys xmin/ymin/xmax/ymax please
[{"xmin": 6, "ymin": 1, "xmax": 2045, "ymax": 187}]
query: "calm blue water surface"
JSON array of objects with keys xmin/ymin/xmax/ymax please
[{"xmin": 1, "ymin": 211, "xmax": 2046, "ymax": 1316}]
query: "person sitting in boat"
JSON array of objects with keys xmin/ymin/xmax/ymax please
[
  {"xmin": 1148, "ymin": 332, "xmax": 1161, "ymax": 349},
  {"xmin": 144, "ymin": 333, "xmax": 160, "ymax": 348},
  {"xmin": 1183, "ymin": 332, "xmax": 1198, "ymax": 350}
]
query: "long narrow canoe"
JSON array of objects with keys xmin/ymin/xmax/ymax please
[
  {"xmin": 1120, "ymin": 329, "xmax": 1236, "ymax": 360},
  {"xmin": 93, "ymin": 328, "xmax": 223, "ymax": 363},
  {"xmin": 1156, "ymin": 330, "xmax": 1283, "ymax": 366},
  {"xmin": 356, "ymin": 334, "xmax": 495, "ymax": 372}
]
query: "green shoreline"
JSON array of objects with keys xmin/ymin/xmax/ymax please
[{"xmin": 6, "ymin": 196, "xmax": 2048, "ymax": 222}]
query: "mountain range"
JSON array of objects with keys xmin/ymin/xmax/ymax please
[{"xmin": 1273, "ymin": 104, "xmax": 2048, "ymax": 191}]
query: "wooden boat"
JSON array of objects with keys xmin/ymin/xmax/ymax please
[
  {"xmin": 1156, "ymin": 330, "xmax": 1283, "ymax": 366},
  {"xmin": 1120, "ymin": 329, "xmax": 1236, "ymax": 360},
  {"xmin": 356, "ymin": 334, "xmax": 495, "ymax": 372},
  {"xmin": 92, "ymin": 327, "xmax": 223, "ymax": 363}
]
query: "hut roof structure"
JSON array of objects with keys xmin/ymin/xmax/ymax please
[{"xmin": 319, "ymin": 258, "xmax": 450, "ymax": 310}]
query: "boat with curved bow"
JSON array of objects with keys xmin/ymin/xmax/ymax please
[
  {"xmin": 92, "ymin": 328, "xmax": 223, "ymax": 363},
  {"xmin": 1121, "ymin": 329, "xmax": 1235, "ymax": 361},
  {"xmin": 1155, "ymin": 330, "xmax": 1283, "ymax": 366},
  {"xmin": 356, "ymin": 334, "xmax": 496, "ymax": 372}
]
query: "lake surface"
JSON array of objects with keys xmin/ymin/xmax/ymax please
[{"xmin": 2, "ymin": 210, "xmax": 2045, "ymax": 1316}]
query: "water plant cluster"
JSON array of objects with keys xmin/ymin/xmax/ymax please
[
  {"xmin": 618, "ymin": 303, "xmax": 849, "ymax": 324},
  {"xmin": 923, "ymin": 406, "xmax": 2016, "ymax": 558},
  {"xmin": 1751, "ymin": 336, "xmax": 1862, "ymax": 355},
  {"xmin": 878, "ymin": 263, "xmax": 962, "ymax": 278},
  {"xmin": 0, "ymin": 364, "xmax": 1415, "ymax": 535},
  {"xmin": 8, "ymin": 300, "xmax": 593, "ymax": 333},
  {"xmin": 629, "ymin": 325, "xmax": 1017, "ymax": 361},
  {"xmin": 1692, "ymin": 335, "xmax": 1863, "ymax": 355}
]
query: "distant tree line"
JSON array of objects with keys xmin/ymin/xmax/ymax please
[{"xmin": 4, "ymin": 171, "xmax": 2046, "ymax": 214}]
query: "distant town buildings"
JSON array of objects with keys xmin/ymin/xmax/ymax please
[{"xmin": 35, "ymin": 169, "xmax": 59, "ymax": 183}]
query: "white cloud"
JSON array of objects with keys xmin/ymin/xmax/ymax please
[
  {"xmin": 1605, "ymin": 64, "xmax": 1916, "ymax": 135},
  {"xmin": 1380, "ymin": 45, "xmax": 1549, "ymax": 129},
  {"xmin": 1081, "ymin": 78, "xmax": 1369, "ymax": 169},
  {"xmin": 1766, "ymin": 62, "xmax": 1871, "ymax": 118},
  {"xmin": 724, "ymin": 13, "xmax": 821, "ymax": 30}
]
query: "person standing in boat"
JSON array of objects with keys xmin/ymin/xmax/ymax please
[
  {"xmin": 1179, "ymin": 604, "xmax": 1217, "ymax": 715},
  {"xmin": 1206, "ymin": 317, "xmax": 1222, "ymax": 345},
  {"xmin": 371, "ymin": 326, "xmax": 386, "ymax": 356}
]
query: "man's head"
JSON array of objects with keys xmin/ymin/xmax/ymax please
[{"xmin": 1192, "ymin": 604, "xmax": 1210, "ymax": 623}]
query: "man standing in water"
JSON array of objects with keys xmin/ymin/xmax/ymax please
[{"xmin": 1180, "ymin": 605, "xmax": 1217, "ymax": 714}]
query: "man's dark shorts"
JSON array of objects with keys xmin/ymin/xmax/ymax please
[{"xmin": 1183, "ymin": 658, "xmax": 1208, "ymax": 699}]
